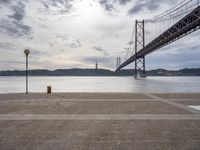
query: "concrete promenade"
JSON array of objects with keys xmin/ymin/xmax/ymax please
[{"xmin": 0, "ymin": 93, "xmax": 200, "ymax": 150}]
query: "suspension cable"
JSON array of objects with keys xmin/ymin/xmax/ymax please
[
  {"xmin": 124, "ymin": 23, "xmax": 135, "ymax": 61},
  {"xmin": 146, "ymin": 3, "xmax": 197, "ymax": 23},
  {"xmin": 147, "ymin": 0, "xmax": 192, "ymax": 22}
]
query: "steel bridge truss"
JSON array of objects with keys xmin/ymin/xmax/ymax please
[
  {"xmin": 116, "ymin": 6, "xmax": 200, "ymax": 72},
  {"xmin": 134, "ymin": 20, "xmax": 146, "ymax": 77}
]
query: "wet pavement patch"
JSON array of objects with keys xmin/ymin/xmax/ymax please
[{"xmin": 189, "ymin": 106, "xmax": 200, "ymax": 111}]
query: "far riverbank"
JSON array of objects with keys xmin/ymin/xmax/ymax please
[{"xmin": 1, "ymin": 68, "xmax": 200, "ymax": 76}]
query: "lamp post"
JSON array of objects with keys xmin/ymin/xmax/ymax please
[{"xmin": 24, "ymin": 49, "xmax": 30, "ymax": 94}]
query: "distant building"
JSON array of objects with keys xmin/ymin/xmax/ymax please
[
  {"xmin": 95, "ymin": 62, "xmax": 98, "ymax": 70},
  {"xmin": 116, "ymin": 57, "xmax": 121, "ymax": 69}
]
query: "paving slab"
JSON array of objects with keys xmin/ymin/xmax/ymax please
[
  {"xmin": 0, "ymin": 93, "xmax": 200, "ymax": 150},
  {"xmin": 0, "ymin": 101, "xmax": 192, "ymax": 114},
  {"xmin": 0, "ymin": 120, "xmax": 200, "ymax": 150},
  {"xmin": 0, "ymin": 93, "xmax": 151, "ymax": 101}
]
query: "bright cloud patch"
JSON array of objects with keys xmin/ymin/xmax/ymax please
[{"xmin": 0, "ymin": 0, "xmax": 200, "ymax": 70}]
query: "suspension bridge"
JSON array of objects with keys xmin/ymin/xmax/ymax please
[{"xmin": 116, "ymin": 0, "xmax": 200, "ymax": 77}]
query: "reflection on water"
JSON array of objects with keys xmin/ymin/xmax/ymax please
[{"xmin": 0, "ymin": 76, "xmax": 200, "ymax": 93}]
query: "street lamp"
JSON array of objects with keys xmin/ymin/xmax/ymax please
[{"xmin": 24, "ymin": 49, "xmax": 30, "ymax": 94}]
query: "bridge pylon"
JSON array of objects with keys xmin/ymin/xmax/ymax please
[{"xmin": 134, "ymin": 20, "xmax": 146, "ymax": 78}]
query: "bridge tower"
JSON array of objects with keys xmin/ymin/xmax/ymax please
[{"xmin": 134, "ymin": 20, "xmax": 146, "ymax": 78}]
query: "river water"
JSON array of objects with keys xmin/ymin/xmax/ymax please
[{"xmin": 0, "ymin": 76, "xmax": 200, "ymax": 93}]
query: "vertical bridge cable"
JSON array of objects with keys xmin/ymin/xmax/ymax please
[
  {"xmin": 124, "ymin": 23, "xmax": 135, "ymax": 62},
  {"xmin": 147, "ymin": 0, "xmax": 193, "ymax": 22},
  {"xmin": 143, "ymin": 0, "xmax": 198, "ymax": 46},
  {"xmin": 146, "ymin": 0, "xmax": 200, "ymax": 23}
]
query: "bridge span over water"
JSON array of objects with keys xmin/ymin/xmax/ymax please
[{"xmin": 116, "ymin": 0, "xmax": 200, "ymax": 77}]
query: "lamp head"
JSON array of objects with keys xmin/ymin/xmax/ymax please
[{"xmin": 24, "ymin": 49, "xmax": 30, "ymax": 55}]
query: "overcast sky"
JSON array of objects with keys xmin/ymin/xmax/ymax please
[{"xmin": 0, "ymin": 0, "xmax": 199, "ymax": 71}]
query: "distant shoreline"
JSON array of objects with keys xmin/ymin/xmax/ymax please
[
  {"xmin": 0, "ymin": 68, "xmax": 200, "ymax": 76},
  {"xmin": 1, "ymin": 75, "xmax": 200, "ymax": 77}
]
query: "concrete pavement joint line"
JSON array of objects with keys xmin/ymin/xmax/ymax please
[
  {"xmin": 142, "ymin": 93, "xmax": 163, "ymax": 100},
  {"xmin": 0, "ymin": 114, "xmax": 200, "ymax": 120},
  {"xmin": 144, "ymin": 93, "xmax": 200, "ymax": 114},
  {"xmin": 163, "ymin": 99, "xmax": 200, "ymax": 101},
  {"xmin": 1, "ymin": 98, "xmax": 198, "ymax": 103},
  {"xmin": 89, "ymin": 140, "xmax": 187, "ymax": 143},
  {"xmin": 161, "ymin": 99, "xmax": 200, "ymax": 114},
  {"xmin": 0, "ymin": 99, "xmax": 161, "ymax": 103}
]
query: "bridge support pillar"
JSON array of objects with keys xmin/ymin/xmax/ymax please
[{"xmin": 134, "ymin": 20, "xmax": 146, "ymax": 78}]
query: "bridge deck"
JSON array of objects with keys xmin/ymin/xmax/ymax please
[{"xmin": 116, "ymin": 6, "xmax": 200, "ymax": 71}]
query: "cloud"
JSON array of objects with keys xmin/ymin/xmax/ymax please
[
  {"xmin": 99, "ymin": 0, "xmax": 115, "ymax": 12},
  {"xmin": 84, "ymin": 56, "xmax": 110, "ymax": 62},
  {"xmin": 94, "ymin": 46, "xmax": 105, "ymax": 52},
  {"xmin": 99, "ymin": 0, "xmax": 131, "ymax": 12},
  {"xmin": 56, "ymin": 34, "xmax": 82, "ymax": 48},
  {"xmin": 0, "ymin": 1, "xmax": 32, "ymax": 38},
  {"xmin": 29, "ymin": 48, "xmax": 46, "ymax": 56},
  {"xmin": 0, "ymin": 19, "xmax": 32, "ymax": 38},
  {"xmin": 0, "ymin": 0, "xmax": 10, "ymax": 4},
  {"xmin": 39, "ymin": 0, "xmax": 74, "ymax": 15},
  {"xmin": 8, "ymin": 1, "xmax": 25, "ymax": 21},
  {"xmin": 93, "ymin": 46, "xmax": 109, "ymax": 56},
  {"xmin": 68, "ymin": 39, "xmax": 82, "ymax": 48},
  {"xmin": 128, "ymin": 0, "xmax": 173, "ymax": 15},
  {"xmin": 114, "ymin": 0, "xmax": 131, "ymax": 5},
  {"xmin": 0, "ymin": 42, "xmax": 17, "ymax": 53}
]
